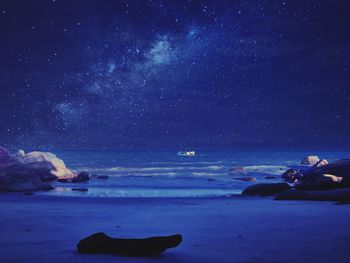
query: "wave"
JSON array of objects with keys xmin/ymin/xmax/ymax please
[{"xmin": 41, "ymin": 187, "xmax": 241, "ymax": 198}]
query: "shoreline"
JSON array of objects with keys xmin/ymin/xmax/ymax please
[{"xmin": 1, "ymin": 193, "xmax": 350, "ymax": 262}]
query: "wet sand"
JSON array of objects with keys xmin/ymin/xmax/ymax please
[{"xmin": 0, "ymin": 193, "xmax": 350, "ymax": 263}]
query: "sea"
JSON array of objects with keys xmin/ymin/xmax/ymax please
[{"xmin": 38, "ymin": 149, "xmax": 350, "ymax": 198}]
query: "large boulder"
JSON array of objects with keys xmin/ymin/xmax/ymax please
[
  {"xmin": 295, "ymin": 159, "xmax": 350, "ymax": 190},
  {"xmin": 15, "ymin": 150, "xmax": 76, "ymax": 181},
  {"xmin": 275, "ymin": 188, "xmax": 350, "ymax": 201},
  {"xmin": 0, "ymin": 163, "xmax": 53, "ymax": 192},
  {"xmin": 77, "ymin": 232, "xmax": 182, "ymax": 256},
  {"xmin": 0, "ymin": 146, "xmax": 16, "ymax": 169},
  {"xmin": 301, "ymin": 156, "xmax": 320, "ymax": 165},
  {"xmin": 314, "ymin": 159, "xmax": 328, "ymax": 168},
  {"xmin": 306, "ymin": 159, "xmax": 350, "ymax": 179},
  {"xmin": 242, "ymin": 183, "xmax": 291, "ymax": 196}
]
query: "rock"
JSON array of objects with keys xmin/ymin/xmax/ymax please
[
  {"xmin": 295, "ymin": 159, "xmax": 350, "ymax": 190},
  {"xmin": 21, "ymin": 161, "xmax": 57, "ymax": 181},
  {"xmin": 234, "ymin": 177, "xmax": 256, "ymax": 182},
  {"xmin": 296, "ymin": 174, "xmax": 343, "ymax": 191},
  {"xmin": 72, "ymin": 188, "xmax": 88, "ymax": 192},
  {"xmin": 316, "ymin": 174, "xmax": 342, "ymax": 184},
  {"xmin": 57, "ymin": 178, "xmax": 70, "ymax": 183},
  {"xmin": 265, "ymin": 176, "xmax": 277, "ymax": 179},
  {"xmin": 275, "ymin": 188, "xmax": 350, "ymax": 201},
  {"xmin": 242, "ymin": 183, "xmax": 291, "ymax": 196},
  {"xmin": 72, "ymin": 171, "xmax": 90, "ymax": 182},
  {"xmin": 281, "ymin": 169, "xmax": 303, "ymax": 183},
  {"xmin": 0, "ymin": 146, "xmax": 15, "ymax": 169},
  {"xmin": 228, "ymin": 166, "xmax": 246, "ymax": 173},
  {"xmin": 301, "ymin": 156, "xmax": 320, "ymax": 165},
  {"xmin": 312, "ymin": 159, "xmax": 350, "ymax": 178},
  {"xmin": 314, "ymin": 159, "xmax": 328, "ymax": 168},
  {"xmin": 0, "ymin": 163, "xmax": 53, "ymax": 192},
  {"xmin": 14, "ymin": 150, "xmax": 76, "ymax": 180},
  {"xmin": 77, "ymin": 232, "xmax": 182, "ymax": 256},
  {"xmin": 57, "ymin": 171, "xmax": 90, "ymax": 183}
]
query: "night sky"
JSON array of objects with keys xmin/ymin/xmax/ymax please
[{"xmin": 1, "ymin": 0, "xmax": 350, "ymax": 150}]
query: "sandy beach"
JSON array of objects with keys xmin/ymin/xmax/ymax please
[{"xmin": 1, "ymin": 194, "xmax": 350, "ymax": 263}]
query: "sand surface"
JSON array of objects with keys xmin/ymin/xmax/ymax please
[{"xmin": 0, "ymin": 193, "xmax": 350, "ymax": 263}]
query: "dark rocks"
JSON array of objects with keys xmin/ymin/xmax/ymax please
[
  {"xmin": 281, "ymin": 169, "xmax": 302, "ymax": 183},
  {"xmin": 306, "ymin": 159, "xmax": 350, "ymax": 179},
  {"xmin": 57, "ymin": 178, "xmax": 70, "ymax": 183},
  {"xmin": 289, "ymin": 159, "xmax": 350, "ymax": 190},
  {"xmin": 0, "ymin": 146, "xmax": 15, "ymax": 169},
  {"xmin": 72, "ymin": 171, "xmax": 90, "ymax": 182},
  {"xmin": 275, "ymin": 188, "xmax": 350, "ymax": 201},
  {"xmin": 0, "ymin": 164, "xmax": 53, "ymax": 192},
  {"xmin": 242, "ymin": 183, "xmax": 291, "ymax": 196},
  {"xmin": 72, "ymin": 188, "xmax": 88, "ymax": 192},
  {"xmin": 295, "ymin": 174, "xmax": 344, "ymax": 191},
  {"xmin": 77, "ymin": 232, "xmax": 182, "ymax": 256},
  {"xmin": 57, "ymin": 171, "xmax": 90, "ymax": 183},
  {"xmin": 234, "ymin": 177, "xmax": 256, "ymax": 182},
  {"xmin": 21, "ymin": 161, "xmax": 57, "ymax": 181}
]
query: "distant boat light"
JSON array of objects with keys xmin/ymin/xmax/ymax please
[{"xmin": 178, "ymin": 151, "xmax": 196, "ymax": 156}]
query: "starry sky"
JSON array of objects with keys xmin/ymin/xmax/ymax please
[{"xmin": 0, "ymin": 0, "xmax": 350, "ymax": 150}]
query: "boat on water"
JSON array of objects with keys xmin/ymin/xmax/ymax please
[{"xmin": 177, "ymin": 151, "xmax": 196, "ymax": 156}]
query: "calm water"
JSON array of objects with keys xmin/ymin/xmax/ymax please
[{"xmin": 39, "ymin": 149, "xmax": 350, "ymax": 198}]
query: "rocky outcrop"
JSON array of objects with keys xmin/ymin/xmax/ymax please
[
  {"xmin": 77, "ymin": 232, "xmax": 182, "ymax": 256},
  {"xmin": 293, "ymin": 159, "xmax": 350, "ymax": 190},
  {"xmin": 281, "ymin": 169, "xmax": 301, "ymax": 183},
  {"xmin": 301, "ymin": 156, "xmax": 320, "ymax": 165},
  {"xmin": 275, "ymin": 188, "xmax": 350, "ymax": 201},
  {"xmin": 57, "ymin": 171, "xmax": 90, "ymax": 183},
  {"xmin": 306, "ymin": 159, "xmax": 350, "ymax": 179},
  {"xmin": 0, "ymin": 163, "xmax": 53, "ymax": 192},
  {"xmin": 0, "ymin": 147, "xmax": 15, "ymax": 169},
  {"xmin": 314, "ymin": 159, "xmax": 328, "ymax": 167},
  {"xmin": 242, "ymin": 183, "xmax": 291, "ymax": 196},
  {"xmin": 15, "ymin": 150, "xmax": 76, "ymax": 180}
]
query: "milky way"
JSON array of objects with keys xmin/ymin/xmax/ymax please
[{"xmin": 0, "ymin": 0, "xmax": 349, "ymax": 149}]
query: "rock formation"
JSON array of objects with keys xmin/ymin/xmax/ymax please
[
  {"xmin": 301, "ymin": 156, "xmax": 320, "ymax": 165},
  {"xmin": 15, "ymin": 150, "xmax": 76, "ymax": 180},
  {"xmin": 242, "ymin": 183, "xmax": 291, "ymax": 196},
  {"xmin": 0, "ymin": 163, "xmax": 53, "ymax": 192},
  {"xmin": 275, "ymin": 188, "xmax": 350, "ymax": 201}
]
